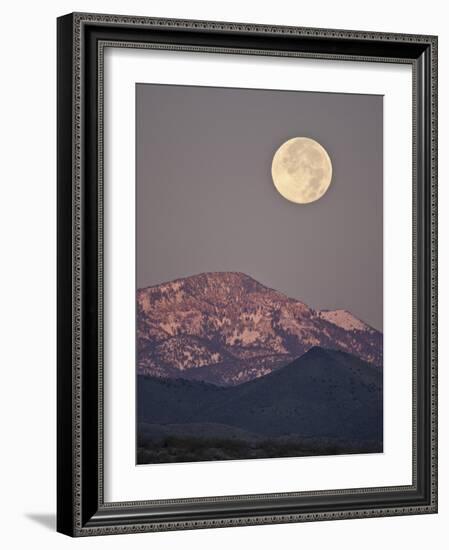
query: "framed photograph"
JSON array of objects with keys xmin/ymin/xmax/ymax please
[{"xmin": 57, "ymin": 12, "xmax": 438, "ymax": 536}]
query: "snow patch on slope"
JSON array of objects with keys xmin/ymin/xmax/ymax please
[{"xmin": 319, "ymin": 309, "xmax": 372, "ymax": 332}]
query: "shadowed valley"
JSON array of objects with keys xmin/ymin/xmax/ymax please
[{"xmin": 138, "ymin": 347, "xmax": 383, "ymax": 464}]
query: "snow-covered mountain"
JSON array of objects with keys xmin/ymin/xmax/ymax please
[
  {"xmin": 137, "ymin": 272, "xmax": 382, "ymax": 386},
  {"xmin": 318, "ymin": 309, "xmax": 376, "ymax": 332}
]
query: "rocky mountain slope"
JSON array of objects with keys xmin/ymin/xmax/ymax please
[{"xmin": 137, "ymin": 272, "xmax": 382, "ymax": 386}]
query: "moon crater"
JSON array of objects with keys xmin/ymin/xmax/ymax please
[{"xmin": 271, "ymin": 137, "xmax": 333, "ymax": 204}]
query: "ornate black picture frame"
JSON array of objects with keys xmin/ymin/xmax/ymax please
[{"xmin": 57, "ymin": 12, "xmax": 438, "ymax": 537}]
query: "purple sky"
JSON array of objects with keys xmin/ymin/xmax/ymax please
[{"xmin": 136, "ymin": 84, "xmax": 383, "ymax": 330}]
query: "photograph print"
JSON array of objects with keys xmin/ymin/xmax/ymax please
[{"xmin": 136, "ymin": 83, "xmax": 383, "ymax": 465}]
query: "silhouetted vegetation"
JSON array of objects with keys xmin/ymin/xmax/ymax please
[{"xmin": 137, "ymin": 435, "xmax": 380, "ymax": 464}]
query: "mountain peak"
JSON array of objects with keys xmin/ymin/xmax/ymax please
[
  {"xmin": 318, "ymin": 309, "xmax": 374, "ymax": 332},
  {"xmin": 193, "ymin": 271, "xmax": 267, "ymax": 290},
  {"xmin": 137, "ymin": 272, "xmax": 382, "ymax": 385},
  {"xmin": 302, "ymin": 345, "xmax": 332, "ymax": 358},
  {"xmin": 293, "ymin": 346, "xmax": 348, "ymax": 364},
  {"xmin": 138, "ymin": 272, "xmax": 311, "ymax": 312},
  {"xmin": 141, "ymin": 271, "xmax": 277, "ymax": 295},
  {"xmin": 301, "ymin": 346, "xmax": 359, "ymax": 362}
]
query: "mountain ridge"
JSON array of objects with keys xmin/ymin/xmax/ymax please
[
  {"xmin": 137, "ymin": 272, "xmax": 382, "ymax": 386},
  {"xmin": 138, "ymin": 346, "xmax": 383, "ymax": 444}
]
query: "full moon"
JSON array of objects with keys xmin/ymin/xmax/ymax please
[{"xmin": 271, "ymin": 137, "xmax": 333, "ymax": 204}]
